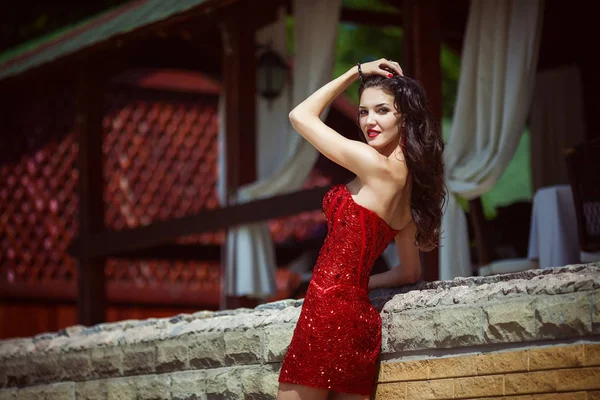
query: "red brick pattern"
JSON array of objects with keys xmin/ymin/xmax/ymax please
[{"xmin": 0, "ymin": 84, "xmax": 328, "ymax": 303}]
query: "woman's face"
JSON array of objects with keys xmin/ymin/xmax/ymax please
[{"xmin": 358, "ymin": 87, "xmax": 402, "ymax": 151}]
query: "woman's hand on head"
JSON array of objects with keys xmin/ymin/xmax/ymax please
[{"xmin": 360, "ymin": 58, "xmax": 403, "ymax": 78}]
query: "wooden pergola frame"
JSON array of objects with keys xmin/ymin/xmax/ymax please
[{"xmin": 1, "ymin": 0, "xmax": 452, "ymax": 325}]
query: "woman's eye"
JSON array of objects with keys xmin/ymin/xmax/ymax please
[
  {"xmin": 359, "ymin": 110, "xmax": 368, "ymax": 115},
  {"xmin": 378, "ymin": 108, "xmax": 389, "ymax": 114}
]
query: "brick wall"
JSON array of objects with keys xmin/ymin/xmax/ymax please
[
  {"xmin": 0, "ymin": 264, "xmax": 599, "ymax": 399},
  {"xmin": 375, "ymin": 343, "xmax": 600, "ymax": 399}
]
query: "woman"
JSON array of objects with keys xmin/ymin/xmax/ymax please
[{"xmin": 277, "ymin": 59, "xmax": 446, "ymax": 400}]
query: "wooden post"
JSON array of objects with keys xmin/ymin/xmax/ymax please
[
  {"xmin": 75, "ymin": 63, "xmax": 107, "ymax": 325},
  {"xmin": 468, "ymin": 197, "xmax": 493, "ymax": 270},
  {"xmin": 219, "ymin": 3, "xmax": 257, "ymax": 310},
  {"xmin": 403, "ymin": 0, "xmax": 442, "ymax": 281}
]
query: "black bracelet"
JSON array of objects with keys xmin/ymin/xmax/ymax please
[{"xmin": 357, "ymin": 62, "xmax": 364, "ymax": 83}]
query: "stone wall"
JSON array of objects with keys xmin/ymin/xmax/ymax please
[{"xmin": 0, "ymin": 264, "xmax": 599, "ymax": 399}]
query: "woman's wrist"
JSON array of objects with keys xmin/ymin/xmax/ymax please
[{"xmin": 347, "ymin": 64, "xmax": 360, "ymax": 81}]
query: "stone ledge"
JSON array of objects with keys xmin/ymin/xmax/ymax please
[
  {"xmin": 0, "ymin": 264, "xmax": 598, "ymax": 388},
  {"xmin": 371, "ymin": 263, "xmax": 600, "ymax": 310},
  {"xmin": 0, "ymin": 365, "xmax": 282, "ymax": 400}
]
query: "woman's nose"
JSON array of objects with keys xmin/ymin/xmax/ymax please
[{"xmin": 366, "ymin": 112, "xmax": 376, "ymax": 125}]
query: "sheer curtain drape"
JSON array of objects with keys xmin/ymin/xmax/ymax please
[
  {"xmin": 217, "ymin": 0, "xmax": 342, "ymax": 297},
  {"xmin": 440, "ymin": 0, "xmax": 545, "ymax": 280}
]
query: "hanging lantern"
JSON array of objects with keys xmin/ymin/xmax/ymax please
[{"xmin": 256, "ymin": 47, "xmax": 289, "ymax": 101}]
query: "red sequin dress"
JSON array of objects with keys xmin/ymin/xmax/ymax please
[{"xmin": 279, "ymin": 184, "xmax": 400, "ymax": 396}]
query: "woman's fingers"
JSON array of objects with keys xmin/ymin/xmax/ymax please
[
  {"xmin": 379, "ymin": 59, "xmax": 403, "ymax": 77},
  {"xmin": 361, "ymin": 58, "xmax": 404, "ymax": 77},
  {"xmin": 391, "ymin": 61, "xmax": 404, "ymax": 76},
  {"xmin": 385, "ymin": 59, "xmax": 403, "ymax": 76}
]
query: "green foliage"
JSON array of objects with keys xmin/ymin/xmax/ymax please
[
  {"xmin": 481, "ymin": 130, "xmax": 533, "ymax": 218},
  {"xmin": 334, "ymin": 23, "xmax": 404, "ymax": 103},
  {"xmin": 441, "ymin": 46, "xmax": 461, "ymax": 119},
  {"xmin": 286, "ymin": 1, "xmax": 532, "ymax": 220},
  {"xmin": 341, "ymin": 0, "xmax": 398, "ymax": 12},
  {"xmin": 285, "ymin": 3, "xmax": 461, "ymax": 119}
]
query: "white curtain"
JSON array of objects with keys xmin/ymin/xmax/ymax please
[
  {"xmin": 218, "ymin": 0, "xmax": 342, "ymax": 298},
  {"xmin": 530, "ymin": 65, "xmax": 586, "ymax": 192},
  {"xmin": 440, "ymin": 0, "xmax": 545, "ymax": 280}
]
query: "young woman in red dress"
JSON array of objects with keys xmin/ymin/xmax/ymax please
[{"xmin": 277, "ymin": 59, "xmax": 446, "ymax": 400}]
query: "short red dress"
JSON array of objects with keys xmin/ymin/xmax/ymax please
[{"xmin": 279, "ymin": 184, "xmax": 400, "ymax": 395}]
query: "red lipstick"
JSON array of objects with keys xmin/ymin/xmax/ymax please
[{"xmin": 367, "ymin": 129, "xmax": 380, "ymax": 138}]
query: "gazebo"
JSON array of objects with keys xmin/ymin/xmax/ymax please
[{"xmin": 0, "ymin": 0, "xmax": 597, "ymax": 338}]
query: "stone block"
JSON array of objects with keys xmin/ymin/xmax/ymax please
[
  {"xmin": 122, "ymin": 344, "xmax": 156, "ymax": 375},
  {"xmin": 45, "ymin": 382, "xmax": 75, "ymax": 400},
  {"xmin": 589, "ymin": 391, "xmax": 600, "ymax": 400},
  {"xmin": 556, "ymin": 366, "xmax": 600, "ymax": 391},
  {"xmin": 254, "ymin": 365, "xmax": 280, "ymax": 400},
  {"xmin": 60, "ymin": 351, "xmax": 93, "ymax": 381},
  {"xmin": 171, "ymin": 370, "xmax": 207, "ymax": 400},
  {"xmin": 585, "ymin": 343, "xmax": 600, "ymax": 366},
  {"xmin": 0, "ymin": 367, "xmax": 6, "ymax": 388},
  {"xmin": 373, "ymin": 382, "xmax": 406, "ymax": 400},
  {"xmin": 188, "ymin": 333, "xmax": 225, "ymax": 369},
  {"xmin": 156, "ymin": 341, "xmax": 188, "ymax": 373},
  {"xmin": 434, "ymin": 306, "xmax": 486, "ymax": 348},
  {"xmin": 453, "ymin": 375, "xmax": 503, "ymax": 398},
  {"xmin": 428, "ymin": 355, "xmax": 477, "ymax": 379},
  {"xmin": 263, "ymin": 324, "xmax": 293, "ymax": 363},
  {"xmin": 224, "ymin": 330, "xmax": 263, "ymax": 365},
  {"xmin": 406, "ymin": 379, "xmax": 453, "ymax": 400},
  {"xmin": 528, "ymin": 345, "xmax": 585, "ymax": 370},
  {"xmin": 0, "ymin": 389, "xmax": 17, "ymax": 400},
  {"xmin": 90, "ymin": 347, "xmax": 122, "ymax": 378},
  {"xmin": 16, "ymin": 385, "xmax": 44, "ymax": 400},
  {"xmin": 504, "ymin": 370, "xmax": 558, "ymax": 395},
  {"xmin": 259, "ymin": 307, "xmax": 301, "ymax": 326},
  {"xmin": 476, "ymin": 349, "xmax": 528, "ymax": 375},
  {"xmin": 483, "ymin": 299, "xmax": 536, "ymax": 343},
  {"xmin": 384, "ymin": 310, "xmax": 436, "ymax": 353},
  {"xmin": 377, "ymin": 359, "xmax": 429, "ymax": 383},
  {"xmin": 534, "ymin": 293, "xmax": 592, "ymax": 339},
  {"xmin": 75, "ymin": 380, "xmax": 107, "ymax": 400},
  {"xmin": 28, "ymin": 354, "xmax": 63, "ymax": 385},
  {"xmin": 136, "ymin": 375, "xmax": 171, "ymax": 400},
  {"xmin": 239, "ymin": 366, "xmax": 275, "ymax": 400},
  {"xmin": 203, "ymin": 368, "xmax": 243, "ymax": 399},
  {"xmin": 106, "ymin": 377, "xmax": 136, "ymax": 400},
  {"xmin": 4, "ymin": 359, "xmax": 30, "ymax": 387},
  {"xmin": 0, "ymin": 339, "xmax": 31, "ymax": 361}
]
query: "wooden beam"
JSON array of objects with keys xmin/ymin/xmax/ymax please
[
  {"xmin": 68, "ymin": 185, "xmax": 331, "ymax": 258},
  {"xmin": 75, "ymin": 63, "xmax": 107, "ymax": 326},
  {"xmin": 220, "ymin": 19, "xmax": 241, "ymax": 200},
  {"xmin": 403, "ymin": 0, "xmax": 443, "ymax": 281},
  {"xmin": 105, "ymin": 238, "xmax": 325, "ymax": 264}
]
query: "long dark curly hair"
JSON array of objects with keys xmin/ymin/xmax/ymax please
[{"xmin": 358, "ymin": 74, "xmax": 446, "ymax": 251}]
